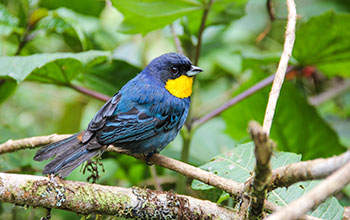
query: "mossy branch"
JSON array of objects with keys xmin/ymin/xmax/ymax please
[
  {"xmin": 246, "ymin": 121, "xmax": 274, "ymax": 220},
  {"xmin": 0, "ymin": 135, "xmax": 337, "ymax": 219},
  {"xmin": 0, "ymin": 134, "xmax": 244, "ymax": 197},
  {"xmin": 0, "ymin": 172, "xmax": 237, "ymax": 219}
]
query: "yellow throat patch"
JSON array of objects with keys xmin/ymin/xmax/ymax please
[{"xmin": 165, "ymin": 75, "xmax": 193, "ymax": 99}]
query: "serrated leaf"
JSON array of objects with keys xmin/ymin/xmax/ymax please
[
  {"xmin": 112, "ymin": 0, "xmax": 202, "ymax": 34},
  {"xmin": 0, "ymin": 50, "xmax": 110, "ymax": 83},
  {"xmin": 192, "ymin": 143, "xmax": 344, "ymax": 219},
  {"xmin": 293, "ymin": 11, "xmax": 350, "ymax": 77},
  {"xmin": 222, "ymin": 81, "xmax": 345, "ymax": 160},
  {"xmin": 270, "ymin": 181, "xmax": 343, "ymax": 219},
  {"xmin": 191, "ymin": 142, "xmax": 301, "ymax": 190}
]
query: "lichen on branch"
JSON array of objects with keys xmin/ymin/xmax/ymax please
[{"xmin": 0, "ymin": 172, "xmax": 237, "ymax": 219}]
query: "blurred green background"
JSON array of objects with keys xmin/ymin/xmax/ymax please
[{"xmin": 0, "ymin": 0, "xmax": 349, "ymax": 219}]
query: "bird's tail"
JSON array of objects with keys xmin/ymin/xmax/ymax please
[{"xmin": 34, "ymin": 132, "xmax": 101, "ymax": 178}]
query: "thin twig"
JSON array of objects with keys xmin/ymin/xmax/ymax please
[
  {"xmin": 15, "ymin": 32, "xmax": 36, "ymax": 55},
  {"xmin": 0, "ymin": 172, "xmax": 237, "ymax": 219},
  {"xmin": 70, "ymin": 84, "xmax": 110, "ymax": 102},
  {"xmin": 268, "ymin": 151, "xmax": 350, "ymax": 191},
  {"xmin": 308, "ymin": 80, "xmax": 350, "ymax": 106},
  {"xmin": 170, "ymin": 24, "xmax": 184, "ymax": 54},
  {"xmin": 267, "ymin": 0, "xmax": 276, "ymax": 21},
  {"xmin": 256, "ymin": 0, "xmax": 276, "ymax": 43},
  {"xmin": 247, "ymin": 121, "xmax": 274, "ymax": 220},
  {"xmin": 108, "ymin": 146, "xmax": 244, "ymax": 196},
  {"xmin": 266, "ymin": 162, "xmax": 350, "ymax": 220},
  {"xmin": 194, "ymin": 0, "xmax": 214, "ymax": 65},
  {"xmin": 193, "ymin": 74, "xmax": 276, "ymax": 128},
  {"xmin": 262, "ymin": 0, "xmax": 296, "ymax": 135}
]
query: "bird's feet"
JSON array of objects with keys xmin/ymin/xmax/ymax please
[{"xmin": 144, "ymin": 151, "xmax": 157, "ymax": 165}]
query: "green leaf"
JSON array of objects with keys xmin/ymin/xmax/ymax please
[
  {"xmin": 208, "ymin": 0, "xmax": 247, "ymax": 26},
  {"xmin": 0, "ymin": 79, "xmax": 17, "ymax": 104},
  {"xmin": 293, "ymin": 11, "xmax": 350, "ymax": 77},
  {"xmin": 191, "ymin": 142, "xmax": 301, "ymax": 190},
  {"xmin": 0, "ymin": 3, "xmax": 21, "ymax": 36},
  {"xmin": 192, "ymin": 143, "xmax": 344, "ymax": 219},
  {"xmin": 36, "ymin": 8, "xmax": 100, "ymax": 50},
  {"xmin": 79, "ymin": 59, "xmax": 142, "ymax": 96},
  {"xmin": 0, "ymin": 50, "xmax": 110, "ymax": 84},
  {"xmin": 39, "ymin": 0, "xmax": 104, "ymax": 17},
  {"xmin": 186, "ymin": 0, "xmax": 248, "ymax": 34},
  {"xmin": 112, "ymin": 0, "xmax": 202, "ymax": 34},
  {"xmin": 222, "ymin": 81, "xmax": 345, "ymax": 160},
  {"xmin": 270, "ymin": 181, "xmax": 344, "ymax": 219}
]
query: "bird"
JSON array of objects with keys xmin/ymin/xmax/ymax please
[{"xmin": 34, "ymin": 52, "xmax": 202, "ymax": 178}]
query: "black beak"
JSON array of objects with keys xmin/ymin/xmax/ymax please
[{"xmin": 186, "ymin": 65, "xmax": 203, "ymax": 77}]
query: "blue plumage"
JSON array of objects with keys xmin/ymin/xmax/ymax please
[{"xmin": 34, "ymin": 52, "xmax": 202, "ymax": 178}]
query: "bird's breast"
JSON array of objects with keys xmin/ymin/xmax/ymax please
[{"xmin": 165, "ymin": 75, "xmax": 193, "ymax": 99}]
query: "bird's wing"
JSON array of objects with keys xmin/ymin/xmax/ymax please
[
  {"xmin": 82, "ymin": 92, "xmax": 121, "ymax": 143},
  {"xmin": 95, "ymin": 101, "xmax": 185, "ymax": 145}
]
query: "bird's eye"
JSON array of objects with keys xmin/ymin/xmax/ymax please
[{"xmin": 170, "ymin": 66, "xmax": 179, "ymax": 74}]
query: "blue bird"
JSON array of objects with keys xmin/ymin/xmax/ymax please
[{"xmin": 34, "ymin": 52, "xmax": 202, "ymax": 178}]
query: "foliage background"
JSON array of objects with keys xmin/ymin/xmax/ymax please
[{"xmin": 0, "ymin": 0, "xmax": 349, "ymax": 219}]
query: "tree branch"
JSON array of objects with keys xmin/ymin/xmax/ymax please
[
  {"xmin": 2, "ymin": 134, "xmax": 349, "ymax": 199},
  {"xmin": 266, "ymin": 162, "xmax": 350, "ymax": 220},
  {"xmin": 247, "ymin": 121, "xmax": 274, "ymax": 220},
  {"xmin": 264, "ymin": 201, "xmax": 323, "ymax": 220},
  {"xmin": 0, "ymin": 134, "xmax": 71, "ymax": 154},
  {"xmin": 0, "ymin": 172, "xmax": 238, "ymax": 219},
  {"xmin": 262, "ymin": 0, "xmax": 296, "ymax": 135},
  {"xmin": 0, "ymin": 135, "xmax": 244, "ymax": 197},
  {"xmin": 268, "ymin": 150, "xmax": 350, "ymax": 191},
  {"xmin": 0, "ymin": 135, "xmax": 332, "ymax": 220}
]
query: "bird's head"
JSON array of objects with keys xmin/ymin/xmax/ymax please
[{"xmin": 143, "ymin": 52, "xmax": 202, "ymax": 99}]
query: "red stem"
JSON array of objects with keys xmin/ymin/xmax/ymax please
[{"xmin": 70, "ymin": 84, "xmax": 110, "ymax": 102}]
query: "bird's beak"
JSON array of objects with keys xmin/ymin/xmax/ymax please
[{"xmin": 186, "ymin": 65, "xmax": 203, "ymax": 77}]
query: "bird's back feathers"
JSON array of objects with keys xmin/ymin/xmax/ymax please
[{"xmin": 34, "ymin": 52, "xmax": 197, "ymax": 178}]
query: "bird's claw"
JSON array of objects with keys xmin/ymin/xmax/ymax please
[{"xmin": 145, "ymin": 151, "xmax": 157, "ymax": 165}]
